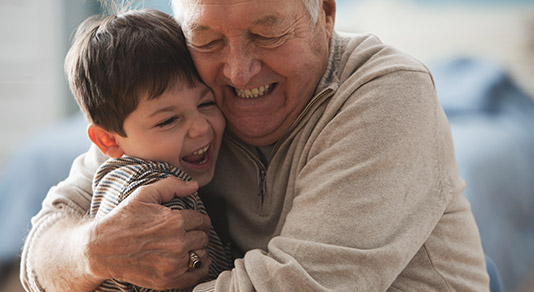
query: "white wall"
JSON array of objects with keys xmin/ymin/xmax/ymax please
[
  {"xmin": 335, "ymin": 0, "xmax": 534, "ymax": 98},
  {"xmin": 0, "ymin": 0, "xmax": 99, "ymax": 166},
  {"xmin": 0, "ymin": 0, "xmax": 66, "ymax": 165}
]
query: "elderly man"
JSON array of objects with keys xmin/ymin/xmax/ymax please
[{"xmin": 21, "ymin": 0, "xmax": 489, "ymax": 291}]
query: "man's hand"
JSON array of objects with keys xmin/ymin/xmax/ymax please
[{"xmin": 84, "ymin": 177, "xmax": 212, "ymax": 290}]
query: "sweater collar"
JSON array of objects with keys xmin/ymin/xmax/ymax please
[{"xmin": 315, "ymin": 31, "xmax": 342, "ymax": 95}]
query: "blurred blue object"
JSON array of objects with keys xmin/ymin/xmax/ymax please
[
  {"xmin": 430, "ymin": 57, "xmax": 534, "ymax": 292},
  {"xmin": 432, "ymin": 58, "xmax": 534, "ymax": 118},
  {"xmin": 0, "ymin": 113, "xmax": 90, "ymax": 263},
  {"xmin": 486, "ymin": 254, "xmax": 505, "ymax": 292}
]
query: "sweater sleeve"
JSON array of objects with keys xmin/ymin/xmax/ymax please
[
  {"xmin": 196, "ymin": 69, "xmax": 487, "ymax": 291},
  {"xmin": 20, "ymin": 144, "xmax": 107, "ymax": 292}
]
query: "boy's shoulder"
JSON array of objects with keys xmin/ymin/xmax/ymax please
[{"xmin": 93, "ymin": 156, "xmax": 191, "ymax": 200}]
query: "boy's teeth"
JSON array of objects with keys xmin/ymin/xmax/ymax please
[
  {"xmin": 183, "ymin": 144, "xmax": 210, "ymax": 164},
  {"xmin": 235, "ymin": 84, "xmax": 271, "ymax": 99},
  {"xmin": 192, "ymin": 145, "xmax": 209, "ymax": 156}
]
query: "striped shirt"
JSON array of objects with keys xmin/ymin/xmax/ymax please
[{"xmin": 91, "ymin": 156, "xmax": 232, "ymax": 292}]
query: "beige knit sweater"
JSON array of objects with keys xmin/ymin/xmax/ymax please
[{"xmin": 21, "ymin": 32, "xmax": 489, "ymax": 292}]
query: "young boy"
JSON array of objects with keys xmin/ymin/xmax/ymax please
[{"xmin": 64, "ymin": 8, "xmax": 231, "ymax": 291}]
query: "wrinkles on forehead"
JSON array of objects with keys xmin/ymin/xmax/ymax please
[
  {"xmin": 171, "ymin": 0, "xmax": 199, "ymax": 23},
  {"xmin": 175, "ymin": 0, "xmax": 200, "ymax": 21},
  {"xmin": 178, "ymin": 0, "xmax": 313, "ymax": 52},
  {"xmin": 175, "ymin": 0, "xmax": 309, "ymax": 22},
  {"xmin": 177, "ymin": 0, "xmax": 302, "ymax": 21},
  {"xmin": 179, "ymin": 1, "xmax": 303, "ymax": 30}
]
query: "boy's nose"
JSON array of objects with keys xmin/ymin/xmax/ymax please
[{"xmin": 188, "ymin": 115, "xmax": 210, "ymax": 138}]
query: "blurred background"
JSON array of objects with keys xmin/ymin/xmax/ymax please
[{"xmin": 1, "ymin": 0, "xmax": 533, "ymax": 291}]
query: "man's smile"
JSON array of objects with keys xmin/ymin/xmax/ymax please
[{"xmin": 233, "ymin": 83, "xmax": 276, "ymax": 99}]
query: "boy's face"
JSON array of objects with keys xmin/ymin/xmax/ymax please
[{"xmin": 115, "ymin": 80, "xmax": 225, "ymax": 187}]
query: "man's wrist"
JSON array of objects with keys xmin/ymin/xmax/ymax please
[
  {"xmin": 35, "ymin": 215, "xmax": 105, "ymax": 291},
  {"xmin": 80, "ymin": 218, "xmax": 109, "ymax": 286}
]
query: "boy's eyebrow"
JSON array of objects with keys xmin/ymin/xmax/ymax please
[
  {"xmin": 148, "ymin": 87, "xmax": 212, "ymax": 117},
  {"xmin": 149, "ymin": 105, "xmax": 176, "ymax": 118},
  {"xmin": 199, "ymin": 87, "xmax": 211, "ymax": 99}
]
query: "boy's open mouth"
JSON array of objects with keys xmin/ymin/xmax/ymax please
[{"xmin": 182, "ymin": 144, "xmax": 210, "ymax": 165}]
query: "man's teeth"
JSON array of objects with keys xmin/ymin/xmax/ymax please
[
  {"xmin": 192, "ymin": 144, "xmax": 210, "ymax": 156},
  {"xmin": 235, "ymin": 84, "xmax": 271, "ymax": 99}
]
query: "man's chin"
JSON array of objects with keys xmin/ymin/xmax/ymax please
[{"xmin": 229, "ymin": 125, "xmax": 283, "ymax": 146}]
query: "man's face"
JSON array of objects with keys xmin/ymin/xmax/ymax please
[{"xmin": 179, "ymin": 0, "xmax": 335, "ymax": 146}]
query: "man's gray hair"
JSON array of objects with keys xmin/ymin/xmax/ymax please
[
  {"xmin": 302, "ymin": 0, "xmax": 321, "ymax": 24},
  {"xmin": 171, "ymin": 0, "xmax": 322, "ymax": 24}
]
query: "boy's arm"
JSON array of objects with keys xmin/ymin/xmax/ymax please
[{"xmin": 20, "ymin": 146, "xmax": 211, "ymax": 291}]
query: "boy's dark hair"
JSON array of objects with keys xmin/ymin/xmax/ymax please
[{"xmin": 65, "ymin": 9, "xmax": 200, "ymax": 136}]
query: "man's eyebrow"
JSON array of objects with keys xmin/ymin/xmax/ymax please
[
  {"xmin": 253, "ymin": 15, "xmax": 280, "ymax": 26},
  {"xmin": 187, "ymin": 15, "xmax": 280, "ymax": 33},
  {"xmin": 149, "ymin": 87, "xmax": 211, "ymax": 118},
  {"xmin": 186, "ymin": 22, "xmax": 210, "ymax": 34}
]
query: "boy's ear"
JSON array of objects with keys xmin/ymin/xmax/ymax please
[{"xmin": 87, "ymin": 125, "xmax": 124, "ymax": 158}]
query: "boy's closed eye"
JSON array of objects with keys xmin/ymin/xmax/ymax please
[
  {"xmin": 155, "ymin": 116, "xmax": 178, "ymax": 128},
  {"xmin": 198, "ymin": 101, "xmax": 216, "ymax": 109}
]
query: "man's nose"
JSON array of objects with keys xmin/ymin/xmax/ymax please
[{"xmin": 223, "ymin": 42, "xmax": 261, "ymax": 87}]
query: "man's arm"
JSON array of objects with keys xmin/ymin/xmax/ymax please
[
  {"xmin": 20, "ymin": 146, "xmax": 212, "ymax": 291},
  {"xmin": 21, "ymin": 214, "xmax": 103, "ymax": 291}
]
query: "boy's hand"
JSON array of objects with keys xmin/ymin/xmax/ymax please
[{"xmin": 84, "ymin": 177, "xmax": 212, "ymax": 290}]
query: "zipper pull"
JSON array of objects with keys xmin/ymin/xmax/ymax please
[{"xmin": 258, "ymin": 169, "xmax": 267, "ymax": 207}]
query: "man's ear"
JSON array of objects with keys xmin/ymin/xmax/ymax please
[
  {"xmin": 87, "ymin": 124, "xmax": 124, "ymax": 158},
  {"xmin": 321, "ymin": 0, "xmax": 336, "ymax": 36}
]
